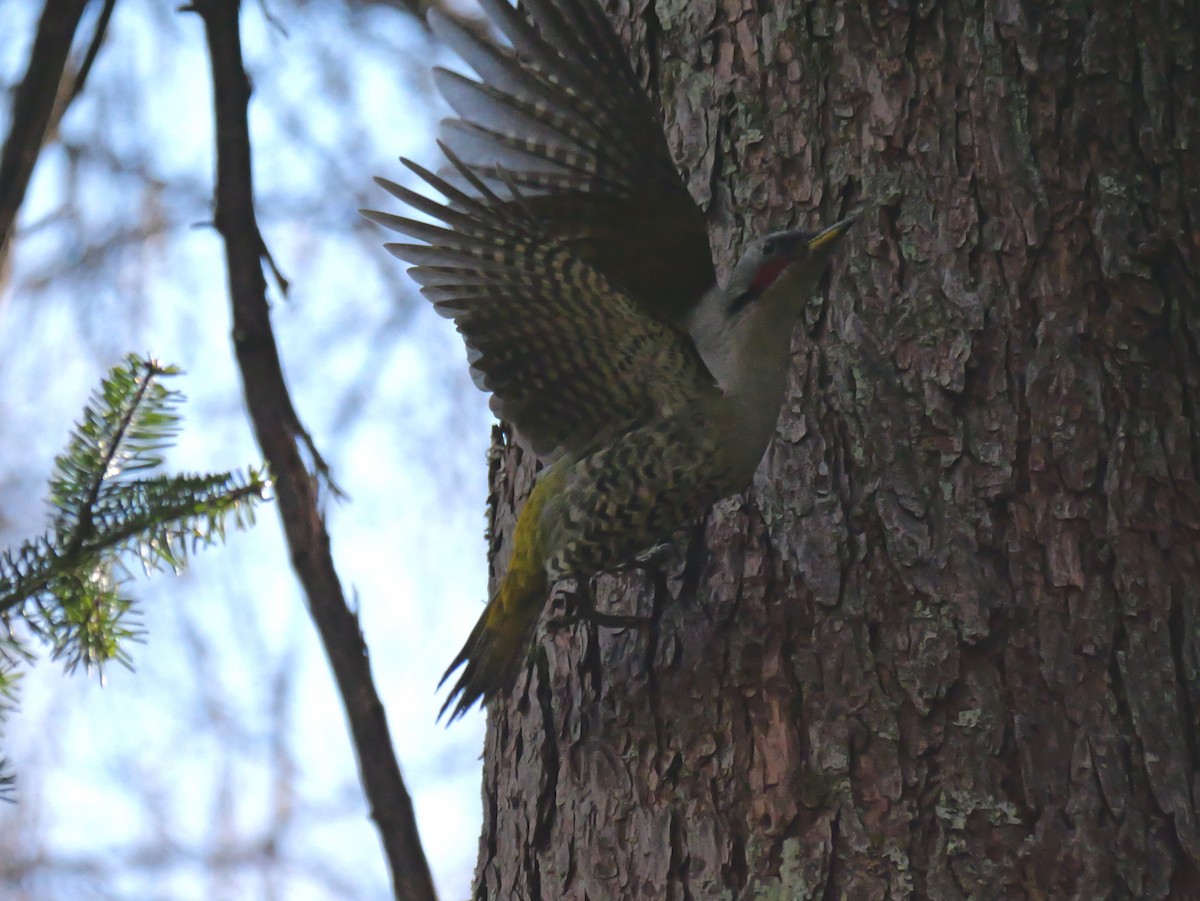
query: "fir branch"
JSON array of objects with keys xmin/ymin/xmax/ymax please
[
  {"xmin": 48, "ymin": 354, "xmax": 183, "ymax": 538},
  {"xmin": 0, "ymin": 353, "xmax": 270, "ymax": 685}
]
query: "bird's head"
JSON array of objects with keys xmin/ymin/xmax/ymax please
[
  {"xmin": 722, "ymin": 218, "xmax": 855, "ymax": 317},
  {"xmin": 686, "ymin": 216, "xmax": 854, "ymax": 393}
]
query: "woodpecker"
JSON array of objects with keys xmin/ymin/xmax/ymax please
[{"xmin": 365, "ymin": 0, "xmax": 853, "ymax": 721}]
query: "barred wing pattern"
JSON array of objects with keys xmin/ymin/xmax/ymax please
[
  {"xmin": 429, "ymin": 0, "xmax": 715, "ymax": 323},
  {"xmin": 364, "ymin": 153, "xmax": 717, "ymax": 460}
]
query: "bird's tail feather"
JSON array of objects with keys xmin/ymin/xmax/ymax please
[
  {"xmin": 438, "ymin": 561, "xmax": 548, "ymax": 722},
  {"xmin": 439, "ymin": 459, "xmax": 564, "ymax": 722}
]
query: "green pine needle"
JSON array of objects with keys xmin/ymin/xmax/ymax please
[{"xmin": 0, "ymin": 353, "xmax": 271, "ymax": 747}]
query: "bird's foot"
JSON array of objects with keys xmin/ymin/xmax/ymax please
[
  {"xmin": 577, "ymin": 609, "xmax": 653, "ymax": 629},
  {"xmin": 632, "ymin": 541, "xmax": 675, "ymax": 570},
  {"xmin": 546, "ymin": 593, "xmax": 652, "ymax": 631}
]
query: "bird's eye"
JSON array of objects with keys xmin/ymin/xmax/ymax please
[
  {"xmin": 729, "ymin": 290, "xmax": 755, "ymax": 314},
  {"xmin": 761, "ymin": 240, "xmax": 776, "ymax": 256}
]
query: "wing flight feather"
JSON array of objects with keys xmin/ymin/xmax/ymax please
[
  {"xmin": 364, "ymin": 149, "xmax": 715, "ymax": 459},
  {"xmin": 426, "ymin": 0, "xmax": 715, "ymax": 323}
]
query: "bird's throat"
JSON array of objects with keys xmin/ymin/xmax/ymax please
[{"xmin": 708, "ymin": 300, "xmax": 802, "ymax": 485}]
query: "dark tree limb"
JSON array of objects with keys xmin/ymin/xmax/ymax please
[
  {"xmin": 189, "ymin": 3, "xmax": 437, "ymax": 899},
  {"xmin": 0, "ymin": 0, "xmax": 90, "ymax": 267}
]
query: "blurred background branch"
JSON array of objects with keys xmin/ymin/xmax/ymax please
[
  {"xmin": 0, "ymin": 0, "xmax": 89, "ymax": 276},
  {"xmin": 0, "ymin": 0, "xmax": 491, "ymax": 897}
]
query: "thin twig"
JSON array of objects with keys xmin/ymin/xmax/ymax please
[
  {"xmin": 188, "ymin": 2, "xmax": 438, "ymax": 899},
  {"xmin": 0, "ymin": 0, "xmax": 90, "ymax": 266},
  {"xmin": 67, "ymin": 0, "xmax": 119, "ymax": 105}
]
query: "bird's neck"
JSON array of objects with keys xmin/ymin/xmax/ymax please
[{"xmin": 689, "ymin": 274, "xmax": 808, "ymax": 485}]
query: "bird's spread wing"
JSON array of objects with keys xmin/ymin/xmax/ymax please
[
  {"xmin": 364, "ymin": 151, "xmax": 716, "ymax": 459},
  {"xmin": 427, "ymin": 0, "xmax": 715, "ymax": 324}
]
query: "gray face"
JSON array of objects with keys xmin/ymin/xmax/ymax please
[
  {"xmin": 724, "ymin": 229, "xmax": 812, "ymax": 315},
  {"xmin": 725, "ymin": 220, "xmax": 853, "ymax": 316}
]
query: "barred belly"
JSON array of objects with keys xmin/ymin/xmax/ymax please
[{"xmin": 540, "ymin": 418, "xmax": 735, "ymax": 581}]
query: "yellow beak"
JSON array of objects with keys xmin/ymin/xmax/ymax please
[{"xmin": 806, "ymin": 216, "xmax": 855, "ymax": 253}]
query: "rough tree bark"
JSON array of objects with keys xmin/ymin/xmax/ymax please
[{"xmin": 474, "ymin": 1, "xmax": 1200, "ymax": 897}]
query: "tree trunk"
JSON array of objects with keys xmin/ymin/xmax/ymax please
[{"xmin": 474, "ymin": 1, "xmax": 1200, "ymax": 897}]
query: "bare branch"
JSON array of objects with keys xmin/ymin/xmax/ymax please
[
  {"xmin": 66, "ymin": 0, "xmax": 119, "ymax": 105},
  {"xmin": 0, "ymin": 0, "xmax": 90, "ymax": 268},
  {"xmin": 189, "ymin": 2, "xmax": 438, "ymax": 900}
]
